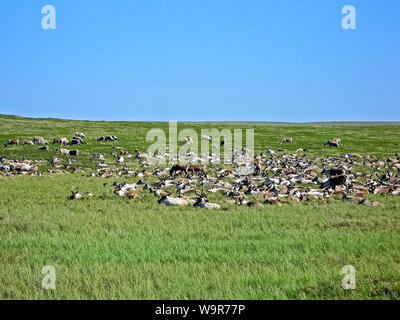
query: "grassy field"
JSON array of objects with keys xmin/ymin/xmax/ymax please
[{"xmin": 1, "ymin": 114, "xmax": 400, "ymax": 299}]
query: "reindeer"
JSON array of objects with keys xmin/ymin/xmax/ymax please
[
  {"xmin": 184, "ymin": 136, "xmax": 194, "ymax": 144},
  {"xmin": 69, "ymin": 191, "xmax": 82, "ymax": 200},
  {"xmin": 70, "ymin": 137, "xmax": 83, "ymax": 145},
  {"xmin": 188, "ymin": 164, "xmax": 206, "ymax": 177},
  {"xmin": 99, "ymin": 135, "xmax": 118, "ymax": 142},
  {"xmin": 22, "ymin": 140, "xmax": 34, "ymax": 145},
  {"xmin": 37, "ymin": 138, "xmax": 49, "ymax": 145},
  {"xmin": 69, "ymin": 150, "xmax": 79, "ymax": 156},
  {"xmin": 53, "ymin": 137, "xmax": 69, "ymax": 145},
  {"xmin": 74, "ymin": 132, "xmax": 86, "ymax": 139},
  {"xmin": 113, "ymin": 182, "xmax": 140, "ymax": 198},
  {"xmin": 324, "ymin": 138, "xmax": 341, "ymax": 147},
  {"xmin": 170, "ymin": 163, "xmax": 188, "ymax": 176},
  {"xmin": 193, "ymin": 191, "xmax": 220, "ymax": 209},
  {"xmin": 321, "ymin": 168, "xmax": 345, "ymax": 176},
  {"xmin": 280, "ymin": 137, "xmax": 293, "ymax": 144},
  {"xmin": 120, "ymin": 148, "xmax": 130, "ymax": 156},
  {"xmin": 58, "ymin": 148, "xmax": 70, "ymax": 155},
  {"xmin": 157, "ymin": 194, "xmax": 191, "ymax": 206},
  {"xmin": 4, "ymin": 139, "xmax": 19, "ymax": 147},
  {"xmin": 320, "ymin": 174, "xmax": 347, "ymax": 189}
]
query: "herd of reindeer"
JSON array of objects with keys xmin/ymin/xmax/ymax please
[{"xmin": 2, "ymin": 132, "xmax": 400, "ymax": 209}]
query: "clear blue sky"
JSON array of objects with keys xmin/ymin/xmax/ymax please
[{"xmin": 0, "ymin": 0, "xmax": 399, "ymax": 121}]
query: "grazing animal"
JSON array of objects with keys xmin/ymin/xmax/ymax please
[
  {"xmin": 22, "ymin": 140, "xmax": 34, "ymax": 145},
  {"xmin": 201, "ymin": 135, "xmax": 212, "ymax": 141},
  {"xmin": 4, "ymin": 139, "xmax": 19, "ymax": 147},
  {"xmin": 37, "ymin": 138, "xmax": 49, "ymax": 145},
  {"xmin": 69, "ymin": 191, "xmax": 82, "ymax": 200},
  {"xmin": 33, "ymin": 136, "xmax": 43, "ymax": 142},
  {"xmin": 321, "ymin": 168, "xmax": 345, "ymax": 176},
  {"xmin": 170, "ymin": 164, "xmax": 188, "ymax": 176},
  {"xmin": 38, "ymin": 146, "xmax": 49, "ymax": 151},
  {"xmin": 324, "ymin": 138, "xmax": 341, "ymax": 147},
  {"xmin": 74, "ymin": 132, "xmax": 86, "ymax": 139},
  {"xmin": 188, "ymin": 164, "xmax": 206, "ymax": 176},
  {"xmin": 98, "ymin": 135, "xmax": 118, "ymax": 142},
  {"xmin": 280, "ymin": 137, "xmax": 293, "ymax": 144},
  {"xmin": 59, "ymin": 148, "xmax": 70, "ymax": 155},
  {"xmin": 120, "ymin": 148, "xmax": 130, "ymax": 156},
  {"xmin": 53, "ymin": 137, "xmax": 69, "ymax": 145},
  {"xmin": 70, "ymin": 137, "xmax": 84, "ymax": 145},
  {"xmin": 69, "ymin": 150, "xmax": 79, "ymax": 156},
  {"xmin": 184, "ymin": 136, "xmax": 194, "ymax": 144},
  {"xmin": 106, "ymin": 135, "xmax": 117, "ymax": 141},
  {"xmin": 320, "ymin": 174, "xmax": 347, "ymax": 189},
  {"xmin": 324, "ymin": 141, "xmax": 339, "ymax": 147}
]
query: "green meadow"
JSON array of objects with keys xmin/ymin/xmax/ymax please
[{"xmin": 1, "ymin": 114, "xmax": 400, "ymax": 299}]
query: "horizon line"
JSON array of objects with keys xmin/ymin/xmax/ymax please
[{"xmin": 1, "ymin": 113, "xmax": 400, "ymax": 124}]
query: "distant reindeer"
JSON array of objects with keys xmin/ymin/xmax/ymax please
[{"xmin": 280, "ymin": 137, "xmax": 293, "ymax": 144}]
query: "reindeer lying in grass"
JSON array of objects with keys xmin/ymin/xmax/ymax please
[
  {"xmin": 157, "ymin": 194, "xmax": 192, "ymax": 206},
  {"xmin": 193, "ymin": 191, "xmax": 221, "ymax": 209},
  {"xmin": 113, "ymin": 182, "xmax": 140, "ymax": 198}
]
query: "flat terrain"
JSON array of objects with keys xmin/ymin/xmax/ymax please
[{"xmin": 1, "ymin": 114, "xmax": 400, "ymax": 299}]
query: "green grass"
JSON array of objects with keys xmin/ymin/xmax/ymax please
[{"xmin": 1, "ymin": 114, "xmax": 400, "ymax": 299}]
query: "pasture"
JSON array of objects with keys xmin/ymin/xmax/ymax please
[{"xmin": 1, "ymin": 114, "xmax": 400, "ymax": 299}]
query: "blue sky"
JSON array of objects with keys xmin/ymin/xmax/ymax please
[{"xmin": 0, "ymin": 0, "xmax": 399, "ymax": 121}]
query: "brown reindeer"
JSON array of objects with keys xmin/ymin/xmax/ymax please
[
  {"xmin": 37, "ymin": 138, "xmax": 49, "ymax": 145},
  {"xmin": 22, "ymin": 140, "xmax": 34, "ymax": 145},
  {"xmin": 170, "ymin": 163, "xmax": 188, "ymax": 176},
  {"xmin": 280, "ymin": 137, "xmax": 293, "ymax": 144},
  {"xmin": 59, "ymin": 148, "xmax": 70, "ymax": 155},
  {"xmin": 188, "ymin": 164, "xmax": 206, "ymax": 176},
  {"xmin": 53, "ymin": 137, "xmax": 69, "ymax": 145},
  {"xmin": 324, "ymin": 138, "xmax": 341, "ymax": 147},
  {"xmin": 4, "ymin": 139, "xmax": 19, "ymax": 147},
  {"xmin": 320, "ymin": 174, "xmax": 347, "ymax": 189}
]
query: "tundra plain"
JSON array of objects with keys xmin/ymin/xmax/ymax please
[{"xmin": 1, "ymin": 114, "xmax": 400, "ymax": 300}]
